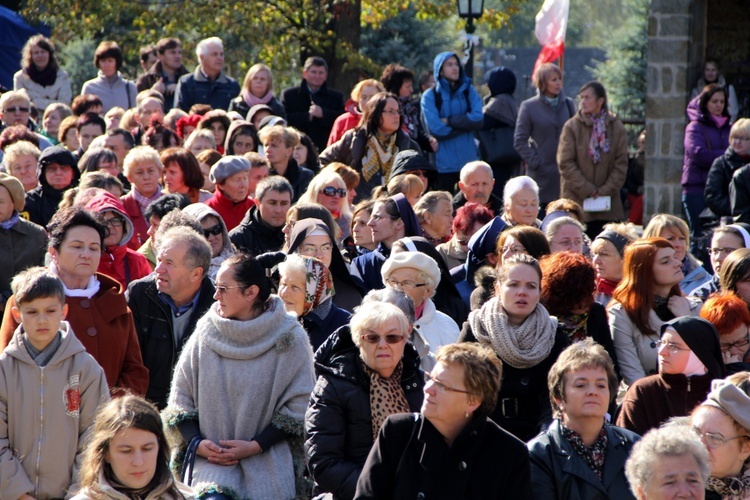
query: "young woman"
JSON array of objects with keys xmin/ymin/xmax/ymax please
[
  {"xmin": 297, "ymin": 169, "xmax": 353, "ymax": 244},
  {"xmin": 73, "ymin": 395, "xmax": 194, "ymax": 499},
  {"xmin": 13, "ymin": 35, "xmax": 72, "ymax": 112},
  {"xmin": 197, "ymin": 110, "xmax": 231, "ymax": 154},
  {"xmin": 228, "ymin": 63, "xmax": 285, "ymax": 119},
  {"xmin": 608, "ymin": 237, "xmax": 703, "ymax": 385},
  {"xmin": 701, "ymin": 292, "xmax": 750, "ymax": 373},
  {"xmin": 81, "ymin": 41, "xmax": 137, "ymax": 113}
]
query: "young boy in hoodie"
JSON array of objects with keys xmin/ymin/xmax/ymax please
[{"xmin": 0, "ymin": 267, "xmax": 110, "ymax": 500}]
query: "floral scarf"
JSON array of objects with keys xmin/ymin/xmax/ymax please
[
  {"xmin": 558, "ymin": 312, "xmax": 589, "ymax": 343},
  {"xmin": 361, "ymin": 132, "xmax": 398, "ymax": 182},
  {"xmin": 301, "ymin": 257, "xmax": 334, "ymax": 316},
  {"xmin": 363, "ymin": 359, "xmax": 410, "ymax": 440},
  {"xmin": 588, "ymin": 109, "xmax": 610, "ymax": 164},
  {"xmin": 561, "ymin": 422, "xmax": 608, "ymax": 480}
]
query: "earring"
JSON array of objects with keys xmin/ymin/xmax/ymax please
[{"xmin": 465, "ymin": 411, "xmax": 470, "ymax": 418}]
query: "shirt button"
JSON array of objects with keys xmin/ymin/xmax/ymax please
[
  {"xmin": 80, "ymin": 299, "xmax": 91, "ymax": 309},
  {"xmin": 87, "ymin": 327, "xmax": 97, "ymax": 336},
  {"xmin": 458, "ymin": 461, "xmax": 467, "ymax": 471}
]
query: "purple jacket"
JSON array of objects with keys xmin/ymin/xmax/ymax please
[{"xmin": 682, "ymin": 97, "xmax": 730, "ymax": 194}]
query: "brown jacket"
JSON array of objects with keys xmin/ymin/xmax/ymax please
[
  {"xmin": 556, "ymin": 111, "xmax": 628, "ymax": 222},
  {"xmin": 0, "ymin": 273, "xmax": 149, "ymax": 396}
]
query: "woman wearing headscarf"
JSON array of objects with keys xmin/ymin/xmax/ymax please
[
  {"xmin": 617, "ymin": 317, "xmax": 726, "ymax": 437},
  {"xmin": 182, "ymin": 203, "xmax": 236, "ymax": 282},
  {"xmin": 591, "ymin": 223, "xmax": 639, "ymax": 305},
  {"xmin": 278, "ymin": 254, "xmax": 351, "ymax": 352}
]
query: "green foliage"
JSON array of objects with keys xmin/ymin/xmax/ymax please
[
  {"xmin": 590, "ymin": 0, "xmax": 649, "ymax": 116},
  {"xmin": 58, "ymin": 37, "xmax": 98, "ymax": 96}
]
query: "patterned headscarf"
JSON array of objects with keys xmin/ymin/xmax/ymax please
[{"xmin": 301, "ymin": 256, "xmax": 335, "ymax": 316}]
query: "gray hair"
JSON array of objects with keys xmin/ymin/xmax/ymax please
[
  {"xmin": 123, "ymin": 146, "xmax": 162, "ymax": 177},
  {"xmin": 184, "ymin": 129, "xmax": 216, "ymax": 151},
  {"xmin": 544, "ymin": 216, "xmax": 585, "ymax": 240},
  {"xmin": 503, "ymin": 175, "xmax": 539, "ymax": 206},
  {"xmin": 256, "ymin": 175, "xmax": 293, "ymax": 202},
  {"xmin": 625, "ymin": 425, "xmax": 710, "ymax": 497},
  {"xmin": 349, "ymin": 301, "xmax": 410, "ymax": 347},
  {"xmin": 361, "ymin": 288, "xmax": 415, "ymax": 325},
  {"xmin": 157, "ymin": 225, "xmax": 212, "ymax": 277},
  {"xmin": 414, "ymin": 190, "xmax": 452, "ymax": 222},
  {"xmin": 196, "ymin": 37, "xmax": 223, "ymax": 59},
  {"xmin": 153, "ymin": 209, "xmax": 203, "ymax": 251},
  {"xmin": 459, "ymin": 161, "xmax": 493, "ymax": 183},
  {"xmin": 278, "ymin": 253, "xmax": 308, "ymax": 279}
]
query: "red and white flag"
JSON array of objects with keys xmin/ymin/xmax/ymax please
[{"xmin": 533, "ymin": 0, "xmax": 570, "ymax": 74}]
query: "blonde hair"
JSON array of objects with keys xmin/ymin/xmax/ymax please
[
  {"xmin": 351, "ymin": 79, "xmax": 385, "ymax": 102},
  {"xmin": 298, "ymin": 170, "xmax": 352, "ymax": 219},
  {"xmin": 4, "ymin": 140, "xmax": 41, "ymax": 167},
  {"xmin": 123, "ymin": 146, "xmax": 163, "ymax": 177},
  {"xmin": 258, "ymin": 125, "xmax": 299, "ymax": 149},
  {"xmin": 242, "ymin": 63, "xmax": 274, "ymax": 95},
  {"xmin": 387, "ymin": 174, "xmax": 424, "ymax": 201},
  {"xmin": 643, "ymin": 213, "xmax": 690, "ymax": 246},
  {"xmin": 731, "ymin": 118, "xmax": 750, "ymax": 140}
]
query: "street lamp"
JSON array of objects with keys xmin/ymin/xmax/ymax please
[{"xmin": 457, "ymin": 0, "xmax": 484, "ymax": 78}]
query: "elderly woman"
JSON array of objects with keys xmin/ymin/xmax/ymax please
[
  {"xmin": 81, "ymin": 41, "xmax": 137, "ymax": 113},
  {"xmin": 609, "ymin": 238, "xmax": 703, "ymax": 385},
  {"xmin": 259, "ymin": 125, "xmax": 313, "ymax": 203},
  {"xmin": 544, "ymin": 215, "xmax": 585, "ymax": 254},
  {"xmin": 24, "ymin": 145, "xmax": 80, "ymax": 227},
  {"xmin": 557, "ymin": 81, "xmax": 628, "ymax": 238},
  {"xmin": 204, "ymin": 155, "xmax": 255, "ymax": 232},
  {"xmin": 501, "ymin": 175, "xmax": 542, "ymax": 228},
  {"xmin": 73, "ymin": 395, "xmax": 194, "ymax": 499},
  {"xmin": 183, "ymin": 203, "xmax": 236, "ymax": 281},
  {"xmin": 160, "ymin": 147, "xmax": 212, "ymax": 204},
  {"xmin": 436, "ymin": 202, "xmax": 493, "ymax": 271},
  {"xmin": 701, "ymin": 292, "xmax": 750, "ymax": 373},
  {"xmin": 528, "ymin": 339, "xmax": 639, "ymax": 499},
  {"xmin": 184, "ymin": 129, "xmax": 216, "ymax": 157},
  {"xmin": 693, "ymin": 225, "xmax": 750, "ymax": 300},
  {"xmin": 0, "ymin": 206, "xmax": 149, "ymax": 395},
  {"xmin": 460, "ymin": 254, "xmax": 570, "ymax": 441},
  {"xmin": 356, "ymin": 343, "xmax": 532, "ymax": 499},
  {"xmin": 40, "ymin": 102, "xmax": 72, "ymax": 145},
  {"xmin": 305, "ymin": 301, "xmax": 424, "ymax": 500},
  {"xmin": 691, "ymin": 377, "xmax": 750, "ymax": 499},
  {"xmin": 327, "ymin": 79, "xmax": 385, "ymax": 146},
  {"xmin": 705, "ymin": 119, "xmax": 750, "ymax": 219},
  {"xmin": 165, "ymin": 253, "xmax": 315, "ymax": 499},
  {"xmin": 278, "ymin": 254, "xmax": 351, "ymax": 351},
  {"xmin": 591, "ymin": 222, "xmax": 639, "ymax": 305},
  {"xmin": 13, "ymin": 35, "xmax": 72, "ymax": 112},
  {"xmin": 381, "ymin": 251, "xmax": 459, "ymax": 368},
  {"xmin": 514, "ymin": 63, "xmax": 576, "ymax": 207},
  {"xmin": 297, "ymin": 169, "xmax": 353, "ymax": 243},
  {"xmin": 644, "ymin": 214, "xmax": 712, "ymax": 296},
  {"xmin": 120, "ymin": 146, "xmax": 163, "ymax": 250},
  {"xmin": 4, "ymin": 140, "xmax": 40, "ymax": 192},
  {"xmin": 625, "ymin": 424, "xmax": 710, "ymax": 499},
  {"xmin": 540, "ymin": 251, "xmax": 617, "ymax": 368},
  {"xmin": 228, "ymin": 63, "xmax": 286, "ymax": 119},
  {"xmin": 414, "ymin": 190, "xmax": 453, "ymax": 247},
  {"xmin": 617, "ymin": 317, "xmax": 726, "ymax": 436},
  {"xmin": 0, "ymin": 173, "xmax": 47, "ymax": 315},
  {"xmin": 320, "ymin": 92, "xmax": 421, "ymax": 202}
]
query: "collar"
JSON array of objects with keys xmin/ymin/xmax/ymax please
[{"xmin": 158, "ymin": 288, "xmax": 202, "ymax": 316}]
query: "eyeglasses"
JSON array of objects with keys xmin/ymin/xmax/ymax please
[
  {"xmin": 501, "ymin": 245, "xmax": 526, "ymax": 255},
  {"xmin": 3, "ymin": 107, "xmax": 29, "ymax": 113},
  {"xmin": 386, "ymin": 277, "xmax": 427, "ymax": 290},
  {"xmin": 692, "ymin": 427, "xmax": 749, "ymax": 449},
  {"xmin": 360, "ymin": 333, "xmax": 405, "ymax": 344},
  {"xmin": 551, "ymin": 239, "xmax": 583, "ymax": 249},
  {"xmin": 105, "ymin": 216, "xmax": 125, "ymax": 228},
  {"xmin": 732, "ymin": 136, "xmax": 750, "ymax": 142},
  {"xmin": 203, "ymin": 224, "xmax": 223, "ymax": 238},
  {"xmin": 709, "ymin": 247, "xmax": 739, "ymax": 256},
  {"xmin": 320, "ymin": 186, "xmax": 347, "ymax": 198},
  {"xmin": 299, "ymin": 243, "xmax": 333, "ymax": 256},
  {"xmin": 658, "ymin": 341, "xmax": 690, "ymax": 354},
  {"xmin": 424, "ymin": 372, "xmax": 473, "ymax": 395},
  {"xmin": 720, "ymin": 336, "xmax": 750, "ymax": 352},
  {"xmin": 215, "ymin": 284, "xmax": 245, "ymax": 295},
  {"xmin": 382, "ymin": 108, "xmax": 402, "ymax": 116}
]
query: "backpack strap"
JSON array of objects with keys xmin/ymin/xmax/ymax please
[{"xmin": 433, "ymin": 85, "xmax": 472, "ymax": 115}]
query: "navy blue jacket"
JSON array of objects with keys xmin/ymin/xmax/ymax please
[{"xmin": 174, "ymin": 67, "xmax": 240, "ymax": 111}]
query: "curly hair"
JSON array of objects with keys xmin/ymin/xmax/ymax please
[{"xmin": 540, "ymin": 251, "xmax": 596, "ymax": 314}]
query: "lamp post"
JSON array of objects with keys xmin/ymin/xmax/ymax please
[{"xmin": 457, "ymin": 0, "xmax": 484, "ymax": 79}]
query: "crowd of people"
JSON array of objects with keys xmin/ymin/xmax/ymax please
[{"xmin": 0, "ymin": 31, "xmax": 749, "ymax": 500}]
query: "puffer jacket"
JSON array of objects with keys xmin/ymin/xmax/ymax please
[
  {"xmin": 304, "ymin": 327, "xmax": 424, "ymax": 500},
  {"xmin": 682, "ymin": 97, "xmax": 731, "ymax": 195},
  {"xmin": 0, "ymin": 321, "xmax": 110, "ymax": 500},
  {"xmin": 420, "ymin": 51, "xmax": 484, "ymax": 173},
  {"xmin": 705, "ymin": 147, "xmax": 750, "ymax": 217}
]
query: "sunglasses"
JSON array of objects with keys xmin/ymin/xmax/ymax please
[
  {"xmin": 4, "ymin": 107, "xmax": 29, "ymax": 113},
  {"xmin": 320, "ymin": 186, "xmax": 347, "ymax": 198},
  {"xmin": 203, "ymin": 224, "xmax": 223, "ymax": 238},
  {"xmin": 360, "ymin": 333, "xmax": 405, "ymax": 344}
]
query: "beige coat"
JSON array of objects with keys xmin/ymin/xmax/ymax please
[
  {"xmin": 556, "ymin": 111, "xmax": 629, "ymax": 222},
  {"xmin": 13, "ymin": 69, "xmax": 73, "ymax": 111}
]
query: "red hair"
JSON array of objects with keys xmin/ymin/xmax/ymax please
[
  {"xmin": 453, "ymin": 202, "xmax": 494, "ymax": 233},
  {"xmin": 175, "ymin": 114, "xmax": 202, "ymax": 139},
  {"xmin": 540, "ymin": 251, "xmax": 596, "ymax": 314},
  {"xmin": 701, "ymin": 291, "xmax": 750, "ymax": 336},
  {"xmin": 612, "ymin": 237, "xmax": 683, "ymax": 337}
]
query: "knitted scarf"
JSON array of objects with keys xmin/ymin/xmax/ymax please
[
  {"xmin": 469, "ymin": 297, "xmax": 558, "ymax": 369},
  {"xmin": 363, "ymin": 359, "xmax": 409, "ymax": 440},
  {"xmin": 588, "ymin": 109, "xmax": 610, "ymax": 164},
  {"xmin": 361, "ymin": 132, "xmax": 398, "ymax": 182},
  {"xmin": 27, "ymin": 64, "xmax": 57, "ymax": 87},
  {"xmin": 241, "ymin": 88, "xmax": 274, "ymax": 107}
]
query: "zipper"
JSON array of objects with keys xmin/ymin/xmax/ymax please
[
  {"xmin": 34, "ymin": 367, "xmax": 45, "ymax": 496},
  {"xmin": 687, "ymin": 377, "xmax": 691, "ymax": 392}
]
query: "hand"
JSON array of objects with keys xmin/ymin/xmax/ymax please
[
  {"xmin": 440, "ymin": 117, "xmax": 448, "ymax": 125},
  {"xmin": 196, "ymin": 439, "xmax": 237, "ymax": 466},
  {"xmin": 166, "ymin": 83, "xmax": 177, "ymax": 94},
  {"xmin": 309, "ymin": 104, "xmax": 323, "ymax": 119},
  {"xmin": 219, "ymin": 439, "xmax": 262, "ymax": 461},
  {"xmin": 152, "ymin": 80, "xmax": 166, "ymax": 94},
  {"xmin": 19, "ymin": 494, "xmax": 36, "ymax": 500},
  {"xmin": 667, "ymin": 296, "xmax": 692, "ymax": 318},
  {"xmin": 428, "ymin": 136, "xmax": 438, "ymax": 152},
  {"xmin": 723, "ymin": 350, "xmax": 742, "ymax": 364},
  {"xmin": 590, "ymin": 189, "xmax": 599, "ymax": 198}
]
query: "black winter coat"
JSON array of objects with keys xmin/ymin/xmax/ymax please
[
  {"xmin": 705, "ymin": 147, "xmax": 750, "ymax": 217},
  {"xmin": 302, "ymin": 301, "xmax": 352, "ymax": 352},
  {"xmin": 229, "ymin": 205, "xmax": 285, "ymax": 256},
  {"xmin": 228, "ymin": 95, "xmax": 286, "ymax": 120},
  {"xmin": 305, "ymin": 328, "xmax": 424, "ymax": 500},
  {"xmin": 281, "ymin": 79, "xmax": 345, "ymax": 151},
  {"xmin": 271, "ymin": 157, "xmax": 313, "ymax": 204},
  {"xmin": 459, "ymin": 321, "xmax": 570, "ymax": 442},
  {"xmin": 354, "ymin": 412, "xmax": 532, "ymax": 499},
  {"xmin": 527, "ymin": 419, "xmax": 640, "ymax": 500},
  {"xmin": 126, "ymin": 275, "xmax": 216, "ymax": 409},
  {"xmin": 730, "ymin": 164, "xmax": 750, "ymax": 223}
]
